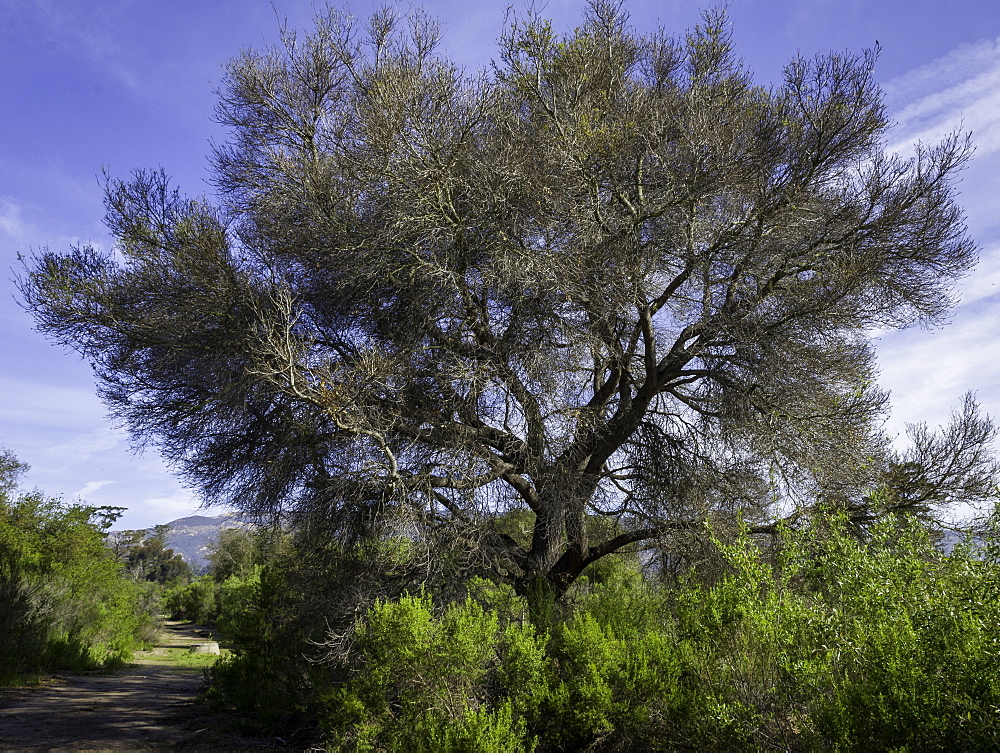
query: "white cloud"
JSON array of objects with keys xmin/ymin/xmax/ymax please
[
  {"xmin": 960, "ymin": 243, "xmax": 1000, "ymax": 307},
  {"xmin": 45, "ymin": 425, "xmax": 124, "ymax": 458},
  {"xmin": 884, "ymin": 38, "xmax": 1000, "ymax": 108},
  {"xmin": 0, "ymin": 380, "xmax": 99, "ymax": 425},
  {"xmin": 0, "ymin": 381, "xmax": 120, "ymax": 476},
  {"xmin": 0, "ymin": 192, "xmax": 108, "ymax": 256},
  {"xmin": 29, "ymin": 0, "xmax": 143, "ymax": 93},
  {"xmin": 876, "ymin": 303, "xmax": 1000, "ymax": 441},
  {"xmin": 0, "ymin": 197, "xmax": 33, "ymax": 245},
  {"xmin": 122, "ymin": 487, "xmax": 229, "ymax": 531},
  {"xmin": 872, "ymin": 36, "xmax": 1000, "ymax": 457},
  {"xmin": 883, "ymin": 37, "xmax": 1000, "ymax": 158},
  {"xmin": 74, "ymin": 479, "xmax": 114, "ymax": 498}
]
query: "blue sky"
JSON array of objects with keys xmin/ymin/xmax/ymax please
[{"xmin": 2, "ymin": 0, "xmax": 999, "ymax": 529}]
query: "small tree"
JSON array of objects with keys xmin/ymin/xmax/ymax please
[
  {"xmin": 113, "ymin": 524, "xmax": 193, "ymax": 584},
  {"xmin": 208, "ymin": 527, "xmax": 265, "ymax": 581},
  {"xmin": 21, "ymin": 3, "xmax": 995, "ymax": 597}
]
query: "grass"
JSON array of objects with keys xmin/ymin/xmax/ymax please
[{"xmin": 133, "ymin": 645, "xmax": 229, "ymax": 669}]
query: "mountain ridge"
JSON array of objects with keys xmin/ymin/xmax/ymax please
[{"xmin": 122, "ymin": 513, "xmax": 248, "ymax": 571}]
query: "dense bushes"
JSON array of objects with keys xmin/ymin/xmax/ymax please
[
  {"xmin": 6, "ymin": 448, "xmax": 990, "ymax": 745},
  {"xmin": 0, "ymin": 451, "xmax": 153, "ymax": 683},
  {"xmin": 162, "ymin": 528, "xmax": 317, "ymax": 724},
  {"xmin": 201, "ymin": 513, "xmax": 1000, "ymax": 749},
  {"xmin": 321, "ymin": 591, "xmax": 535, "ymax": 751},
  {"xmin": 664, "ymin": 517, "xmax": 1000, "ymax": 748},
  {"xmin": 23, "ymin": 446, "xmax": 994, "ymax": 747},
  {"xmin": 163, "ymin": 575, "xmax": 220, "ymax": 624}
]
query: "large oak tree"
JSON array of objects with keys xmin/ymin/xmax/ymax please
[{"xmin": 22, "ymin": 3, "xmax": 996, "ymax": 595}]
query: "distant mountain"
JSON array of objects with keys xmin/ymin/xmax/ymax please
[{"xmin": 158, "ymin": 514, "xmax": 248, "ymax": 571}]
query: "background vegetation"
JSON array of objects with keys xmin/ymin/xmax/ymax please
[
  {"xmin": 190, "ymin": 512, "xmax": 1000, "ymax": 750},
  {"xmin": 0, "ymin": 448, "xmax": 156, "ymax": 684},
  {"xmin": 5, "ymin": 453, "xmax": 1000, "ymax": 748}
]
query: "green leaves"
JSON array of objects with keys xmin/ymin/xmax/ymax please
[
  {"xmin": 199, "ymin": 510, "xmax": 1000, "ymax": 748},
  {"xmin": 322, "ymin": 592, "xmax": 533, "ymax": 751},
  {"xmin": 0, "ymin": 456, "xmax": 149, "ymax": 683},
  {"xmin": 673, "ymin": 514, "xmax": 1000, "ymax": 748}
]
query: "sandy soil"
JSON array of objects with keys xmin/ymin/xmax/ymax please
[{"xmin": 0, "ymin": 621, "xmax": 281, "ymax": 751}]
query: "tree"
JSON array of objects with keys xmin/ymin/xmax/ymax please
[
  {"xmin": 112, "ymin": 524, "xmax": 193, "ymax": 584},
  {"xmin": 0, "ymin": 448, "xmax": 148, "ymax": 680},
  {"xmin": 208, "ymin": 527, "xmax": 267, "ymax": 581},
  {"xmin": 21, "ymin": 3, "xmax": 996, "ymax": 598}
]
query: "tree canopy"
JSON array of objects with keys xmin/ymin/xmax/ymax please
[
  {"xmin": 21, "ymin": 3, "xmax": 996, "ymax": 595},
  {"xmin": 111, "ymin": 524, "xmax": 193, "ymax": 584}
]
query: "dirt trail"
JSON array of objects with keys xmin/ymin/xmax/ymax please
[{"xmin": 0, "ymin": 621, "xmax": 274, "ymax": 751}]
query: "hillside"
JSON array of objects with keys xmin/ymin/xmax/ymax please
[{"xmin": 155, "ymin": 514, "xmax": 247, "ymax": 571}]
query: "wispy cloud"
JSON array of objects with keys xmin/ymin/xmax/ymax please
[
  {"xmin": 884, "ymin": 37, "xmax": 1000, "ymax": 157},
  {"xmin": 0, "ymin": 378, "xmax": 108, "ymax": 430},
  {"xmin": 127, "ymin": 487, "xmax": 228, "ymax": 531},
  {"xmin": 74, "ymin": 479, "xmax": 114, "ymax": 499},
  {"xmin": 873, "ymin": 37, "xmax": 1000, "ymax": 454},
  {"xmin": 0, "ymin": 192, "xmax": 106, "ymax": 255},
  {"xmin": 44, "ymin": 425, "xmax": 127, "ymax": 468},
  {"xmin": 960, "ymin": 243, "xmax": 1000, "ymax": 307},
  {"xmin": 29, "ymin": 0, "xmax": 143, "ymax": 93},
  {"xmin": 876, "ymin": 295, "xmax": 1000, "ymax": 437},
  {"xmin": 0, "ymin": 197, "xmax": 34, "ymax": 246},
  {"xmin": 0, "ymin": 377, "xmax": 130, "ymax": 485}
]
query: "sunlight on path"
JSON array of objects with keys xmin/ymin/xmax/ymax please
[{"xmin": 0, "ymin": 621, "xmax": 236, "ymax": 750}]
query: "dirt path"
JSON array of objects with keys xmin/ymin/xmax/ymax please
[{"xmin": 0, "ymin": 621, "xmax": 276, "ymax": 751}]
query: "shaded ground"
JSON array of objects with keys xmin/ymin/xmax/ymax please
[{"xmin": 0, "ymin": 621, "xmax": 282, "ymax": 751}]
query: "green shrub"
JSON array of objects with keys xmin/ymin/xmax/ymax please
[
  {"xmin": 321, "ymin": 591, "xmax": 536, "ymax": 751},
  {"xmin": 164, "ymin": 576, "xmax": 219, "ymax": 623},
  {"xmin": 196, "ymin": 511, "xmax": 1000, "ymax": 749},
  {"xmin": 316, "ymin": 574, "xmax": 690, "ymax": 751},
  {"xmin": 671, "ymin": 514, "xmax": 1000, "ymax": 749},
  {"xmin": 204, "ymin": 560, "xmax": 319, "ymax": 730},
  {"xmin": 215, "ymin": 567, "xmax": 262, "ymax": 640},
  {"xmin": 800, "ymin": 518, "xmax": 1000, "ymax": 749},
  {"xmin": 0, "ymin": 569, "xmax": 50, "ymax": 680},
  {"xmin": 0, "ymin": 486, "xmax": 148, "ymax": 683}
]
